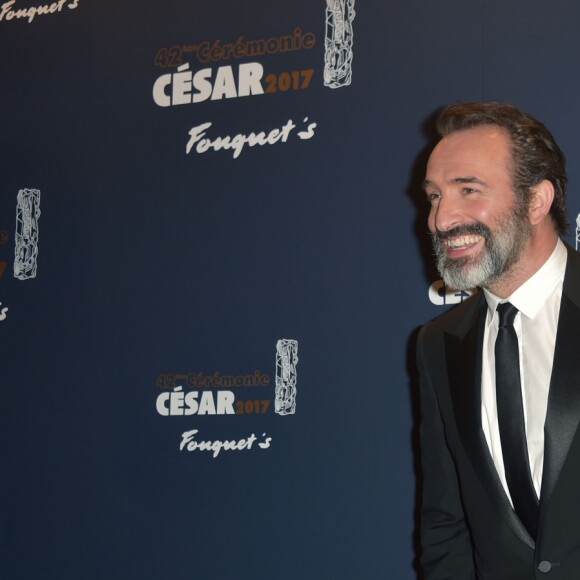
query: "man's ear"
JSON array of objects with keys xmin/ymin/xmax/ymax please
[{"xmin": 528, "ymin": 179, "xmax": 555, "ymax": 226}]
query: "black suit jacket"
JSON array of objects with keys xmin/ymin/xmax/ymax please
[{"xmin": 417, "ymin": 245, "xmax": 580, "ymax": 579}]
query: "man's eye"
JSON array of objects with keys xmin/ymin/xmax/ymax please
[
  {"xmin": 427, "ymin": 192, "xmax": 440, "ymax": 203},
  {"xmin": 462, "ymin": 187, "xmax": 478, "ymax": 194}
]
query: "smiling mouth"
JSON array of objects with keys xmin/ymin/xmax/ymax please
[{"xmin": 446, "ymin": 235, "xmax": 483, "ymax": 251}]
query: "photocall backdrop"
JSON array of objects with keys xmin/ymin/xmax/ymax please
[{"xmin": 2, "ymin": 1, "xmax": 580, "ymax": 579}]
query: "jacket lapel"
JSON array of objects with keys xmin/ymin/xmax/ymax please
[
  {"xmin": 444, "ymin": 295, "xmax": 535, "ymax": 548},
  {"xmin": 541, "ymin": 248, "xmax": 580, "ymax": 509}
]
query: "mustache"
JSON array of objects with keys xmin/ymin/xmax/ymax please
[{"xmin": 432, "ymin": 223, "xmax": 491, "ymax": 244}]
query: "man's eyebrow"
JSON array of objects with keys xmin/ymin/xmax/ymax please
[
  {"xmin": 452, "ymin": 176, "xmax": 488, "ymax": 186},
  {"xmin": 421, "ymin": 176, "xmax": 488, "ymax": 191},
  {"xmin": 449, "ymin": 175, "xmax": 487, "ymax": 187},
  {"xmin": 421, "ymin": 179, "xmax": 435, "ymax": 191}
]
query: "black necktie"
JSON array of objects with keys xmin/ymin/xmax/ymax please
[{"xmin": 495, "ymin": 302, "xmax": 539, "ymax": 538}]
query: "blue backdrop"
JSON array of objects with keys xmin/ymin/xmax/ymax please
[{"xmin": 2, "ymin": 1, "xmax": 580, "ymax": 578}]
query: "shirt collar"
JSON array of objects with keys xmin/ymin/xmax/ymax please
[{"xmin": 483, "ymin": 238, "xmax": 567, "ymax": 322}]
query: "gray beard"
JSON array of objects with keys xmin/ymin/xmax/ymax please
[{"xmin": 431, "ymin": 214, "xmax": 531, "ymax": 291}]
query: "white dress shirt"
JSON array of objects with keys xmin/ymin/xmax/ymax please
[{"xmin": 481, "ymin": 239, "xmax": 567, "ymax": 503}]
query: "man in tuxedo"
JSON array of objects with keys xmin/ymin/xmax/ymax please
[{"xmin": 417, "ymin": 102, "xmax": 580, "ymax": 579}]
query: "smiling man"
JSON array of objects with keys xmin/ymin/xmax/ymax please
[{"xmin": 417, "ymin": 102, "xmax": 580, "ymax": 579}]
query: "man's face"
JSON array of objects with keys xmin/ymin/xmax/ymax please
[{"xmin": 423, "ymin": 125, "xmax": 531, "ymax": 291}]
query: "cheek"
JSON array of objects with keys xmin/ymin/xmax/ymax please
[{"xmin": 471, "ymin": 204, "xmax": 495, "ymax": 227}]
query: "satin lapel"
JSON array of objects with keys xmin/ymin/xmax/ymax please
[
  {"xmin": 541, "ymin": 250, "xmax": 580, "ymax": 508},
  {"xmin": 444, "ymin": 298, "xmax": 535, "ymax": 549}
]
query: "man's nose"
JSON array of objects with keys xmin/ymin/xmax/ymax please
[{"xmin": 431, "ymin": 196, "xmax": 462, "ymax": 233}]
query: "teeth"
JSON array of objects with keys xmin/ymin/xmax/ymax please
[{"xmin": 446, "ymin": 235, "xmax": 481, "ymax": 249}]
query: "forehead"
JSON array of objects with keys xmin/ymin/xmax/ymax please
[{"xmin": 426, "ymin": 125, "xmax": 512, "ymax": 183}]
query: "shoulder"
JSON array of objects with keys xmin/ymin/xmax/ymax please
[
  {"xmin": 563, "ymin": 244, "xmax": 580, "ymax": 306},
  {"xmin": 419, "ymin": 291, "xmax": 485, "ymax": 346},
  {"xmin": 565, "ymin": 243, "xmax": 580, "ymax": 272}
]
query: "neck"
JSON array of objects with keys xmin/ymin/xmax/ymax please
[{"xmin": 486, "ymin": 229, "xmax": 559, "ymax": 299}]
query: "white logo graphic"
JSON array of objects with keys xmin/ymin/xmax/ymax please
[
  {"xmin": 0, "ymin": 0, "xmax": 80, "ymax": 25},
  {"xmin": 153, "ymin": 62, "xmax": 264, "ymax": 107},
  {"xmin": 324, "ymin": 0, "xmax": 355, "ymax": 88},
  {"xmin": 156, "ymin": 386, "xmax": 235, "ymax": 416},
  {"xmin": 428, "ymin": 280, "xmax": 475, "ymax": 306},
  {"xmin": 0, "ymin": 302, "xmax": 8, "ymax": 321},
  {"xmin": 179, "ymin": 429, "xmax": 272, "ymax": 458},
  {"xmin": 186, "ymin": 117, "xmax": 316, "ymax": 159},
  {"xmin": 275, "ymin": 339, "xmax": 298, "ymax": 415},
  {"xmin": 575, "ymin": 213, "xmax": 580, "ymax": 251},
  {"xmin": 14, "ymin": 188, "xmax": 41, "ymax": 280}
]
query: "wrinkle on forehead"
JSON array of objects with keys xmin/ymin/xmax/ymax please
[{"xmin": 425, "ymin": 125, "xmax": 513, "ymax": 187}]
